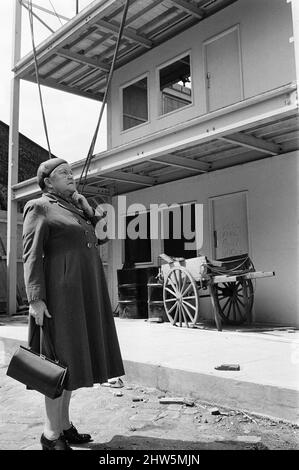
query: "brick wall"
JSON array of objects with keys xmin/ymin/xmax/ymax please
[
  {"xmin": 0, "ymin": 210, "xmax": 26, "ymax": 312},
  {"xmin": 0, "ymin": 120, "xmax": 54, "ymax": 211},
  {"xmin": 0, "ymin": 121, "xmax": 54, "ymax": 311}
]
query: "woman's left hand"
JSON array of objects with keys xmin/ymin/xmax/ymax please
[{"xmin": 71, "ymin": 191, "xmax": 93, "ymax": 216}]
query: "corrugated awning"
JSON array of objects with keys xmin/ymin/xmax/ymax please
[{"xmin": 16, "ymin": 0, "xmax": 239, "ymax": 101}]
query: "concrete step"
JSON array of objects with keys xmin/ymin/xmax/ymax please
[{"xmin": 1, "ymin": 318, "xmax": 299, "ymax": 425}]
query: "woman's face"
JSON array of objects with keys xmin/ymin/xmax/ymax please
[{"xmin": 45, "ymin": 163, "xmax": 76, "ymax": 196}]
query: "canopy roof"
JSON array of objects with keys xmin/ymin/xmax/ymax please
[{"xmin": 16, "ymin": 0, "xmax": 238, "ymax": 100}]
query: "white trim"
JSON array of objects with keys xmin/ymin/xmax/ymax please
[
  {"xmin": 156, "ymin": 49, "xmax": 194, "ymax": 118},
  {"xmin": 203, "ymin": 23, "xmax": 241, "ymax": 46},
  {"xmin": 156, "ymin": 48, "xmax": 193, "ymax": 73},
  {"xmin": 237, "ymin": 23, "xmax": 245, "ymax": 101},
  {"xmin": 119, "ymin": 72, "xmax": 150, "ymax": 133},
  {"xmin": 157, "ymin": 97, "xmax": 194, "ymax": 120}
]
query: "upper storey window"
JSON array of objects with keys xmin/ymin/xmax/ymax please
[
  {"xmin": 122, "ymin": 76, "xmax": 148, "ymax": 131},
  {"xmin": 159, "ymin": 55, "xmax": 192, "ymax": 115}
]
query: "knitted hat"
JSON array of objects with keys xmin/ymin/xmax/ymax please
[{"xmin": 37, "ymin": 158, "xmax": 68, "ymax": 190}]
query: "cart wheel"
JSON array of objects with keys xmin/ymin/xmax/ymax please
[
  {"xmin": 213, "ymin": 279, "xmax": 254, "ymax": 325},
  {"xmin": 163, "ymin": 265, "xmax": 199, "ymax": 327}
]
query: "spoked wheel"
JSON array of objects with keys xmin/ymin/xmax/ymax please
[
  {"xmin": 213, "ymin": 279, "xmax": 254, "ymax": 325},
  {"xmin": 163, "ymin": 265, "xmax": 199, "ymax": 327}
]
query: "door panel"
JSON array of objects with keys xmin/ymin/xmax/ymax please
[
  {"xmin": 205, "ymin": 27, "xmax": 243, "ymax": 112},
  {"xmin": 211, "ymin": 192, "xmax": 249, "ymax": 260}
]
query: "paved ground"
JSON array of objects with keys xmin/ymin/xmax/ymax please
[
  {"xmin": 1, "ymin": 316, "xmax": 299, "ymax": 424},
  {"xmin": 0, "ymin": 367, "xmax": 298, "ymax": 451}
]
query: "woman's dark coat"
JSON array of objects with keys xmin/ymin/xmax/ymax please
[{"xmin": 23, "ymin": 192, "xmax": 124, "ymax": 390}]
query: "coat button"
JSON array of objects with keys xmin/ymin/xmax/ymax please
[
  {"xmin": 85, "ymin": 230, "xmax": 89, "ymax": 235},
  {"xmin": 87, "ymin": 242, "xmax": 92, "ymax": 248},
  {"xmin": 94, "ymin": 242, "xmax": 99, "ymax": 248},
  {"xmin": 86, "ymin": 220, "xmax": 91, "ymax": 225}
]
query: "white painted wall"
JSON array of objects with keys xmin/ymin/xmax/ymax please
[
  {"xmin": 111, "ymin": 152, "xmax": 299, "ymax": 326},
  {"xmin": 107, "ymin": 0, "xmax": 295, "ymax": 149}
]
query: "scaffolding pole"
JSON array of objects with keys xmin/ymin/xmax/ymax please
[{"xmin": 7, "ymin": 0, "xmax": 22, "ymax": 315}]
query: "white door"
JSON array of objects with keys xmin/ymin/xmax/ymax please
[
  {"xmin": 204, "ymin": 26, "xmax": 243, "ymax": 112},
  {"xmin": 210, "ymin": 192, "xmax": 249, "ymax": 260}
]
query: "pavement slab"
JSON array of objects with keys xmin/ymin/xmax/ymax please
[
  {"xmin": 0, "ymin": 367, "xmax": 298, "ymax": 451},
  {"xmin": 1, "ymin": 316, "xmax": 299, "ymax": 435}
]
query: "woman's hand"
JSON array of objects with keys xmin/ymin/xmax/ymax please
[
  {"xmin": 29, "ymin": 300, "xmax": 51, "ymax": 326},
  {"xmin": 71, "ymin": 191, "xmax": 94, "ymax": 217}
]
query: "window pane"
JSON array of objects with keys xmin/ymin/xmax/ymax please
[
  {"xmin": 122, "ymin": 77, "xmax": 148, "ymax": 130},
  {"xmin": 124, "ymin": 213, "xmax": 151, "ymax": 266},
  {"xmin": 159, "ymin": 55, "xmax": 192, "ymax": 115}
]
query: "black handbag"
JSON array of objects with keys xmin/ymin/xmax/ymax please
[{"xmin": 6, "ymin": 326, "xmax": 67, "ymax": 399}]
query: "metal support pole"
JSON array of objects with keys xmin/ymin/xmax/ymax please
[
  {"xmin": 21, "ymin": 2, "xmax": 55, "ymax": 33},
  {"xmin": 7, "ymin": 0, "xmax": 22, "ymax": 315},
  {"xmin": 289, "ymin": 0, "xmax": 299, "ymax": 89},
  {"xmin": 21, "ymin": 1, "xmax": 70, "ymax": 21},
  {"xmin": 76, "ymin": 0, "xmax": 79, "ymax": 15}
]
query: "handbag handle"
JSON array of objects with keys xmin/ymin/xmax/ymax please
[
  {"xmin": 39, "ymin": 327, "xmax": 58, "ymax": 361},
  {"xmin": 29, "ymin": 325, "xmax": 58, "ymax": 362}
]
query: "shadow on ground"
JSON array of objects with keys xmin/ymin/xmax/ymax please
[{"xmin": 77, "ymin": 435, "xmax": 268, "ymax": 451}]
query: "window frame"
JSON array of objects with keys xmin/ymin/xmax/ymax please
[
  {"xmin": 120, "ymin": 72, "xmax": 150, "ymax": 133},
  {"xmin": 121, "ymin": 210, "xmax": 154, "ymax": 267},
  {"xmin": 156, "ymin": 50, "xmax": 194, "ymax": 119},
  {"xmin": 158, "ymin": 200, "xmax": 199, "ymax": 259}
]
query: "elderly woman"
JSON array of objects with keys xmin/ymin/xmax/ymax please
[{"xmin": 23, "ymin": 157, "xmax": 124, "ymax": 450}]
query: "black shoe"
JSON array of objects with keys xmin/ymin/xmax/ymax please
[
  {"xmin": 63, "ymin": 423, "xmax": 92, "ymax": 444},
  {"xmin": 40, "ymin": 433, "xmax": 73, "ymax": 450}
]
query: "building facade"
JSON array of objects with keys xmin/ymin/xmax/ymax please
[
  {"xmin": 8, "ymin": 0, "xmax": 299, "ymax": 325},
  {"xmin": 104, "ymin": 0, "xmax": 298, "ymax": 326}
]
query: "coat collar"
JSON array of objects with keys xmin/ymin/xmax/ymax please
[{"xmin": 42, "ymin": 192, "xmax": 86, "ymax": 219}]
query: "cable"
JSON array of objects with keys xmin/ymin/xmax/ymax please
[
  {"xmin": 78, "ymin": 0, "xmax": 130, "ymax": 191},
  {"xmin": 27, "ymin": 0, "xmax": 130, "ymax": 168},
  {"xmin": 78, "ymin": 0, "xmax": 131, "ymax": 192},
  {"xmin": 48, "ymin": 0, "xmax": 64, "ymax": 27},
  {"xmin": 28, "ymin": 0, "xmax": 52, "ymax": 159},
  {"xmin": 21, "ymin": 2, "xmax": 55, "ymax": 33}
]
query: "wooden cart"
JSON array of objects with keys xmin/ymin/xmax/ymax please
[{"xmin": 159, "ymin": 253, "xmax": 275, "ymax": 331}]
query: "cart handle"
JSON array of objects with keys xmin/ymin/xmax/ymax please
[{"xmin": 159, "ymin": 253, "xmax": 185, "ymax": 264}]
